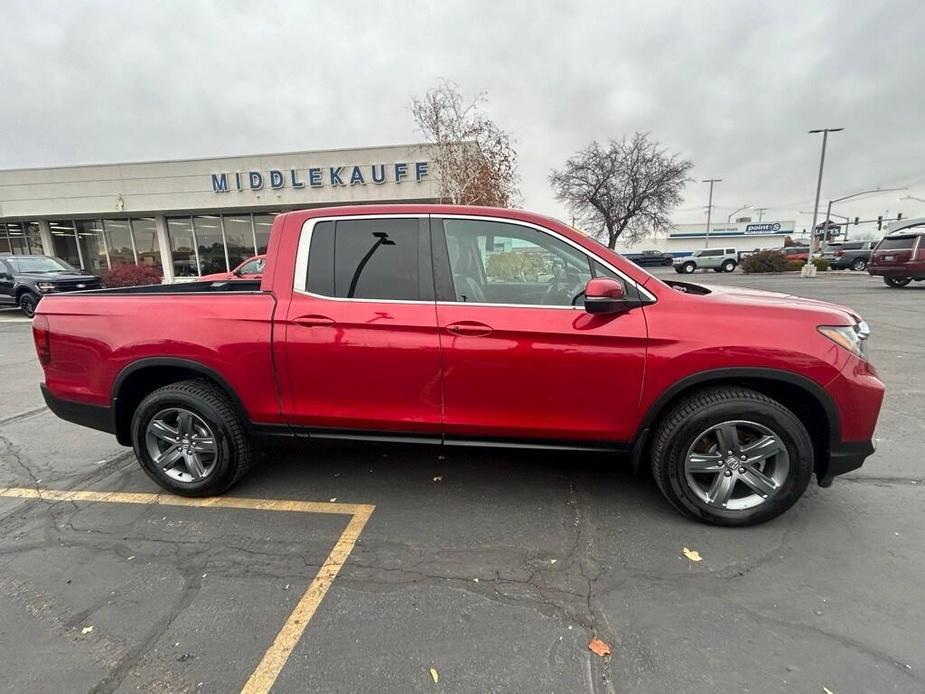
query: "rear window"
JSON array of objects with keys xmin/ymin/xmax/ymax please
[
  {"xmin": 877, "ymin": 236, "xmax": 917, "ymax": 250},
  {"xmin": 842, "ymin": 242, "xmax": 862, "ymax": 250}
]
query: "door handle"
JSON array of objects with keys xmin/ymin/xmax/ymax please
[
  {"xmin": 445, "ymin": 320, "xmax": 493, "ymax": 337},
  {"xmin": 293, "ymin": 314, "xmax": 335, "ymax": 327}
]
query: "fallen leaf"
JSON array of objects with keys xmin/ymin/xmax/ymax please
[
  {"xmin": 329, "ymin": 498, "xmax": 337, "ymax": 502},
  {"xmin": 81, "ymin": 626, "xmax": 93, "ymax": 634},
  {"xmin": 823, "ymin": 688, "xmax": 835, "ymax": 694},
  {"xmin": 429, "ymin": 666, "xmax": 439, "ymax": 683},
  {"xmin": 550, "ymin": 559, "xmax": 557, "ymax": 564},
  {"xmin": 433, "ymin": 476, "xmax": 443, "ymax": 482},
  {"xmin": 588, "ymin": 637, "xmax": 611, "ymax": 657},
  {"xmin": 682, "ymin": 547, "xmax": 703, "ymax": 562}
]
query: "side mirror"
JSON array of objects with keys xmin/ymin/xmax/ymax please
[{"xmin": 583, "ymin": 277, "xmax": 628, "ymax": 314}]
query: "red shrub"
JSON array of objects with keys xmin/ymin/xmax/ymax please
[{"xmin": 101, "ymin": 264, "xmax": 163, "ymax": 288}]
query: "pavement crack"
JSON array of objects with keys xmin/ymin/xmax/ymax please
[{"xmin": 89, "ymin": 566, "xmax": 204, "ymax": 694}]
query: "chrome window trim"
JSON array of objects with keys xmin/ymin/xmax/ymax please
[{"xmin": 293, "ymin": 212, "xmax": 656, "ymax": 306}]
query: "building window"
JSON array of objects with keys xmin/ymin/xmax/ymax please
[
  {"xmin": 222, "ymin": 215, "xmax": 255, "ymax": 269},
  {"xmin": 167, "ymin": 217, "xmax": 199, "ymax": 277},
  {"xmin": 193, "ymin": 215, "xmax": 227, "ymax": 275},
  {"xmin": 104, "ymin": 219, "xmax": 136, "ymax": 266},
  {"xmin": 253, "ymin": 213, "xmax": 276, "ymax": 254},
  {"xmin": 130, "ymin": 218, "xmax": 162, "ymax": 271},
  {"xmin": 75, "ymin": 220, "xmax": 106, "ymax": 273},
  {"xmin": 49, "ymin": 220, "xmax": 81, "ymax": 268}
]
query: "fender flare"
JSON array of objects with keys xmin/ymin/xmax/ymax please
[
  {"xmin": 111, "ymin": 357, "xmax": 252, "ymax": 443},
  {"xmin": 630, "ymin": 367, "xmax": 841, "ymax": 472}
]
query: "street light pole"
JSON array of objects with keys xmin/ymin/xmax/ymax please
[
  {"xmin": 703, "ymin": 178, "xmax": 722, "ymax": 248},
  {"xmin": 805, "ymin": 128, "xmax": 843, "ymax": 276},
  {"xmin": 727, "ymin": 205, "xmax": 751, "ymax": 223}
]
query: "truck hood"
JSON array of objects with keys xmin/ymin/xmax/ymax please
[{"xmin": 663, "ymin": 279, "xmax": 860, "ymax": 324}]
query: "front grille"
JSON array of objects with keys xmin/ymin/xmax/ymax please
[{"xmin": 52, "ymin": 281, "xmax": 102, "ymax": 292}]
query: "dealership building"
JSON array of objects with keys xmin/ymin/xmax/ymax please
[
  {"xmin": 0, "ymin": 144, "xmax": 440, "ymax": 281},
  {"xmin": 614, "ymin": 220, "xmax": 798, "ymax": 255}
]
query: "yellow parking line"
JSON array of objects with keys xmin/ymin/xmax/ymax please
[{"xmin": 0, "ymin": 486, "xmax": 375, "ymax": 693}]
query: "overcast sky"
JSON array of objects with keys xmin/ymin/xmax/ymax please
[{"xmin": 2, "ymin": 0, "xmax": 923, "ymax": 237}]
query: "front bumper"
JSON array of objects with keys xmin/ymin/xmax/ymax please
[
  {"xmin": 818, "ymin": 439, "xmax": 876, "ymax": 487},
  {"xmin": 41, "ymin": 384, "xmax": 116, "ymax": 435}
]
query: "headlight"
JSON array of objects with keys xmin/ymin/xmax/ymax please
[
  {"xmin": 36, "ymin": 282, "xmax": 57, "ymax": 292},
  {"xmin": 818, "ymin": 320, "xmax": 870, "ymax": 360}
]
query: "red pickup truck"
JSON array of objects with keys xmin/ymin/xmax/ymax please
[{"xmin": 33, "ymin": 205, "xmax": 883, "ymax": 526}]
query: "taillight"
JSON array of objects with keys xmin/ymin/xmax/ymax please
[{"xmin": 32, "ymin": 315, "xmax": 51, "ymax": 366}]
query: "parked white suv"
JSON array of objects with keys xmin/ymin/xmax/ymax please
[{"xmin": 673, "ymin": 248, "xmax": 738, "ymax": 274}]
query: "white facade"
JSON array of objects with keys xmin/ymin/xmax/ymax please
[
  {"xmin": 614, "ymin": 220, "xmax": 797, "ymax": 255},
  {"xmin": 0, "ymin": 144, "xmax": 441, "ymax": 281}
]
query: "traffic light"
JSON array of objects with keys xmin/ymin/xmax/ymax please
[
  {"xmin": 877, "ymin": 216, "xmax": 883, "ymax": 230},
  {"xmin": 854, "ymin": 216, "xmax": 859, "ymax": 225},
  {"xmin": 898, "ymin": 212, "xmax": 903, "ymax": 221}
]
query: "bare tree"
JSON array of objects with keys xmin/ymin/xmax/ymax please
[
  {"xmin": 549, "ymin": 133, "xmax": 693, "ymax": 248},
  {"xmin": 412, "ymin": 81, "xmax": 519, "ymax": 207}
]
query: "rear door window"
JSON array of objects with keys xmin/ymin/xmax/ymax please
[{"xmin": 305, "ymin": 218, "xmax": 432, "ymax": 301}]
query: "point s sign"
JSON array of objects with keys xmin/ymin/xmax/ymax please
[
  {"xmin": 745, "ymin": 222, "xmax": 782, "ymax": 234},
  {"xmin": 210, "ymin": 162, "xmax": 429, "ymax": 193}
]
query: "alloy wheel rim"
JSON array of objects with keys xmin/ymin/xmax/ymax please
[
  {"xmin": 145, "ymin": 408, "xmax": 218, "ymax": 483},
  {"xmin": 683, "ymin": 420, "xmax": 790, "ymax": 511}
]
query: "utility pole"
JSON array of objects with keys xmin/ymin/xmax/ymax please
[
  {"xmin": 755, "ymin": 207, "xmax": 768, "ymax": 222},
  {"xmin": 702, "ymin": 178, "xmax": 722, "ymax": 248},
  {"xmin": 805, "ymin": 128, "xmax": 843, "ymax": 276}
]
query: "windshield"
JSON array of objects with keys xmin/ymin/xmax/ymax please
[{"xmin": 4, "ymin": 256, "xmax": 77, "ymax": 273}]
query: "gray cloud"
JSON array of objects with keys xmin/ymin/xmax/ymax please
[{"xmin": 2, "ymin": 0, "xmax": 923, "ymax": 234}]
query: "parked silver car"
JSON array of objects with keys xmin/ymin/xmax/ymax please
[{"xmin": 673, "ymin": 248, "xmax": 738, "ymax": 273}]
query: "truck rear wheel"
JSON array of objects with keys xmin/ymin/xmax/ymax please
[
  {"xmin": 884, "ymin": 277, "xmax": 911, "ymax": 288},
  {"xmin": 131, "ymin": 379, "xmax": 253, "ymax": 496},
  {"xmin": 650, "ymin": 387, "xmax": 813, "ymax": 526}
]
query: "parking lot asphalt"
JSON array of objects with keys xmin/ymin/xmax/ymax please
[{"xmin": 0, "ymin": 271, "xmax": 923, "ymax": 694}]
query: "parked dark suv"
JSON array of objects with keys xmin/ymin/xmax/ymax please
[
  {"xmin": 830, "ymin": 241, "xmax": 875, "ymax": 271},
  {"xmin": 624, "ymin": 249, "xmax": 674, "ymax": 267},
  {"xmin": 0, "ymin": 255, "xmax": 101, "ymax": 317}
]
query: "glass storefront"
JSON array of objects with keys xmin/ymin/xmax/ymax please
[
  {"xmin": 50, "ymin": 221, "xmax": 81, "ymax": 268},
  {"xmin": 5, "ymin": 211, "xmax": 276, "ymax": 278},
  {"xmin": 167, "ymin": 218, "xmax": 198, "ymax": 277},
  {"xmin": 253, "ymin": 214, "xmax": 274, "ymax": 254},
  {"xmin": 192, "ymin": 216, "xmax": 226, "ymax": 275},
  {"xmin": 131, "ymin": 218, "xmax": 162, "ymax": 271},
  {"xmin": 104, "ymin": 220, "xmax": 136, "ymax": 266},
  {"xmin": 223, "ymin": 215, "xmax": 254, "ymax": 270},
  {"xmin": 1, "ymin": 222, "xmax": 43, "ymax": 255}
]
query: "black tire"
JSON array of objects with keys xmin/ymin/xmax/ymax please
[
  {"xmin": 712, "ymin": 267, "xmax": 723, "ymax": 273},
  {"xmin": 682, "ymin": 262, "xmax": 696, "ymax": 274},
  {"xmin": 131, "ymin": 379, "xmax": 253, "ymax": 496},
  {"xmin": 884, "ymin": 276, "xmax": 911, "ymax": 288},
  {"xmin": 663, "ymin": 258, "xmax": 674, "ymax": 266},
  {"xmin": 850, "ymin": 257, "xmax": 867, "ymax": 271},
  {"xmin": 721, "ymin": 260, "xmax": 737, "ymax": 273},
  {"xmin": 18, "ymin": 292, "xmax": 39, "ymax": 318},
  {"xmin": 650, "ymin": 387, "xmax": 813, "ymax": 526},
  {"xmin": 673, "ymin": 267, "xmax": 684, "ymax": 274}
]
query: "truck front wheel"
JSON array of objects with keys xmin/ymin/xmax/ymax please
[
  {"xmin": 19, "ymin": 292, "xmax": 39, "ymax": 318},
  {"xmin": 650, "ymin": 387, "xmax": 813, "ymax": 526},
  {"xmin": 131, "ymin": 379, "xmax": 253, "ymax": 496}
]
